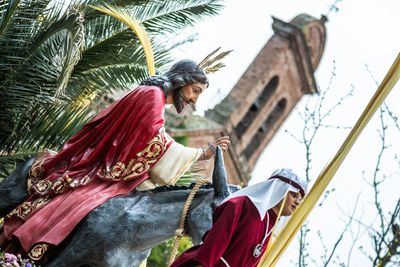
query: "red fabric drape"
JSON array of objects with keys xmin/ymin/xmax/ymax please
[
  {"xmin": 172, "ymin": 196, "xmax": 277, "ymax": 267},
  {"xmin": 36, "ymin": 85, "xmax": 168, "ymax": 187},
  {"xmin": 4, "ymin": 85, "xmax": 172, "ymax": 253}
]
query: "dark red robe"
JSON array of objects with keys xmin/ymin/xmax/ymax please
[
  {"xmin": 171, "ymin": 196, "xmax": 277, "ymax": 267},
  {"xmin": 4, "ymin": 85, "xmax": 172, "ymax": 259}
]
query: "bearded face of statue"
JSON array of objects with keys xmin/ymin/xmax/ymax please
[
  {"xmin": 173, "ymin": 88, "xmax": 187, "ymax": 113},
  {"xmin": 172, "ymin": 82, "xmax": 207, "ymax": 113}
]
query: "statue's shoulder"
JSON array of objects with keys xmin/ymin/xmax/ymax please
[
  {"xmin": 136, "ymin": 84, "xmax": 163, "ymax": 94},
  {"xmin": 134, "ymin": 85, "xmax": 164, "ymax": 102}
]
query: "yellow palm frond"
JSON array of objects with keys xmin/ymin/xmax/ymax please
[
  {"xmin": 258, "ymin": 53, "xmax": 400, "ymax": 266},
  {"xmin": 89, "ymin": 4, "xmax": 155, "ymax": 76}
]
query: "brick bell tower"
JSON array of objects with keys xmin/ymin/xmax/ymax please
[{"xmin": 168, "ymin": 14, "xmax": 327, "ymax": 185}]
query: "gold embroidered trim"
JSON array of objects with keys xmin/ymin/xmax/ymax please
[
  {"xmin": 98, "ymin": 127, "xmax": 172, "ymax": 181},
  {"xmin": 7, "ymin": 128, "xmax": 171, "ymax": 221},
  {"xmin": 6, "ymin": 197, "xmax": 51, "ymax": 220},
  {"xmin": 27, "ymin": 158, "xmax": 45, "ymax": 191},
  {"xmin": 28, "ymin": 243, "xmax": 49, "ymax": 261},
  {"xmin": 27, "ymin": 149, "xmax": 57, "ymax": 193}
]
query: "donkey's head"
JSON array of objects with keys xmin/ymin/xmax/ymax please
[
  {"xmin": 0, "ymin": 157, "xmax": 34, "ymax": 217},
  {"xmin": 186, "ymin": 146, "xmax": 240, "ymax": 244},
  {"xmin": 212, "ymin": 146, "xmax": 231, "ymax": 199}
]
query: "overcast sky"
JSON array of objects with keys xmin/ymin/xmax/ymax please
[{"xmin": 170, "ymin": 0, "xmax": 400, "ymax": 266}]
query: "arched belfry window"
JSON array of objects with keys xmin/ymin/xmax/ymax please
[
  {"xmin": 243, "ymin": 98, "xmax": 287, "ymax": 160},
  {"xmin": 234, "ymin": 76, "xmax": 279, "ymax": 139}
]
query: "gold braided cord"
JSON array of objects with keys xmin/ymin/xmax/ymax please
[
  {"xmin": 259, "ymin": 53, "xmax": 400, "ymax": 266},
  {"xmin": 89, "ymin": 4, "xmax": 155, "ymax": 76},
  {"xmin": 168, "ymin": 179, "xmax": 209, "ymax": 266}
]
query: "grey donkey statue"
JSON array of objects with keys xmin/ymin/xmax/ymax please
[{"xmin": 0, "ymin": 147, "xmax": 239, "ymax": 266}]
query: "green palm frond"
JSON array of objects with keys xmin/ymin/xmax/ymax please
[
  {"xmin": 80, "ymin": 0, "xmax": 222, "ymax": 52},
  {"xmin": 140, "ymin": 0, "xmax": 223, "ymax": 34},
  {"xmin": 0, "ymin": 0, "xmax": 21, "ymax": 34},
  {"xmin": 82, "ymin": 14, "xmax": 128, "ymax": 50},
  {"xmin": 173, "ymin": 135, "xmax": 208, "ymax": 186},
  {"xmin": 0, "ymin": 3, "xmax": 87, "ymax": 148},
  {"xmin": 17, "ymin": 96, "xmax": 92, "ymax": 148},
  {"xmin": 74, "ymin": 37, "xmax": 168, "ymax": 74},
  {"xmin": 1, "ymin": 20, "xmax": 85, "ymax": 149},
  {"xmin": 0, "ymin": 0, "xmax": 224, "ymax": 172},
  {"xmin": 0, "ymin": 0, "xmax": 55, "ymax": 72},
  {"xmin": 71, "ymin": 42, "xmax": 171, "ymax": 92},
  {"xmin": 74, "ymin": 29, "xmax": 142, "ymax": 73},
  {"xmin": 90, "ymin": 3, "xmax": 156, "ymax": 75},
  {"xmin": 73, "ymin": 63, "xmax": 151, "ymax": 92},
  {"xmin": 175, "ymin": 164, "xmax": 207, "ymax": 186}
]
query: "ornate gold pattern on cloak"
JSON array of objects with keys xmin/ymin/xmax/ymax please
[
  {"xmin": 6, "ymin": 197, "xmax": 51, "ymax": 220},
  {"xmin": 26, "ymin": 150, "xmax": 92, "ymax": 196},
  {"xmin": 7, "ymin": 129, "xmax": 171, "ymax": 222},
  {"xmin": 28, "ymin": 243, "xmax": 49, "ymax": 261},
  {"xmin": 98, "ymin": 127, "xmax": 173, "ymax": 181},
  {"xmin": 27, "ymin": 150, "xmax": 57, "ymax": 194},
  {"xmin": 51, "ymin": 180, "xmax": 65, "ymax": 194},
  {"xmin": 33, "ymin": 180, "xmax": 52, "ymax": 194},
  {"xmin": 27, "ymin": 157, "xmax": 46, "ymax": 191}
]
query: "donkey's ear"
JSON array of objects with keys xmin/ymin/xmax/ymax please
[{"xmin": 212, "ymin": 146, "xmax": 230, "ymax": 198}]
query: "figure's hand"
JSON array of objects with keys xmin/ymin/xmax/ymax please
[
  {"xmin": 213, "ymin": 136, "xmax": 230, "ymax": 152},
  {"xmin": 202, "ymin": 136, "xmax": 230, "ymax": 160}
]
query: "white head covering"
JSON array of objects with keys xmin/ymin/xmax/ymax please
[{"xmin": 223, "ymin": 169, "xmax": 307, "ymax": 220}]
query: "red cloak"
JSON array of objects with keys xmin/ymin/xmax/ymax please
[
  {"xmin": 4, "ymin": 85, "xmax": 172, "ymax": 259},
  {"xmin": 171, "ymin": 196, "xmax": 277, "ymax": 267}
]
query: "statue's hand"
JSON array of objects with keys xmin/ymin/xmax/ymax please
[
  {"xmin": 202, "ymin": 136, "xmax": 230, "ymax": 160},
  {"xmin": 213, "ymin": 136, "xmax": 230, "ymax": 152}
]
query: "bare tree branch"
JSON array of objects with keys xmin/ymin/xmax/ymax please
[
  {"xmin": 291, "ymin": 62, "xmax": 355, "ymax": 267},
  {"xmin": 322, "ymin": 194, "xmax": 361, "ymax": 266}
]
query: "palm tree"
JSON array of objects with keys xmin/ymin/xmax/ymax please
[{"xmin": 0, "ymin": 0, "xmax": 223, "ymax": 178}]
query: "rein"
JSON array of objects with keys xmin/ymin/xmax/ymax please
[{"xmin": 167, "ymin": 179, "xmax": 209, "ymax": 266}]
